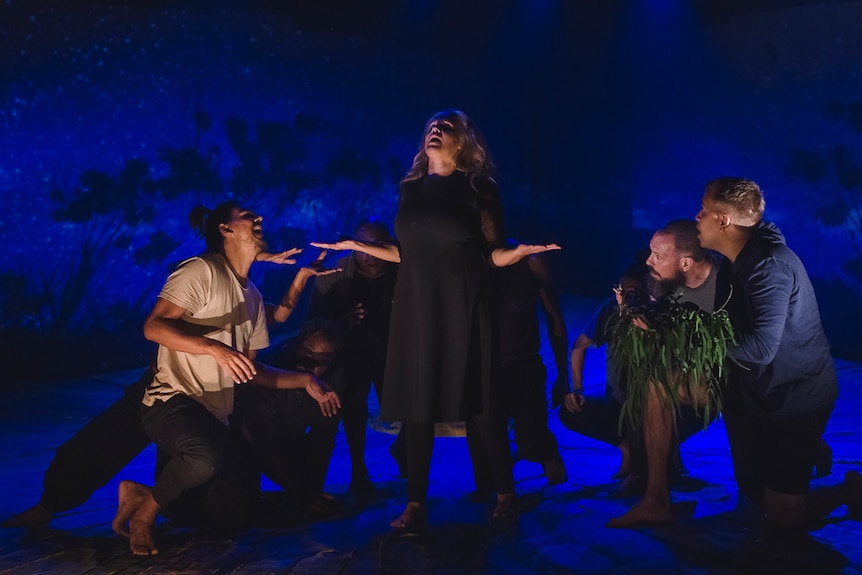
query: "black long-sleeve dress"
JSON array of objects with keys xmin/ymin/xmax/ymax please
[{"xmin": 381, "ymin": 171, "xmax": 504, "ymax": 424}]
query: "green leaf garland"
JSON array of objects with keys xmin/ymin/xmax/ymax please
[{"xmin": 608, "ymin": 293, "xmax": 736, "ymax": 434}]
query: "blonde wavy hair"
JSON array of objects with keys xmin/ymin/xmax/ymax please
[{"xmin": 401, "ymin": 109, "xmax": 497, "ymax": 183}]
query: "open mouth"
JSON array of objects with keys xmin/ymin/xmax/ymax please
[
  {"xmin": 252, "ymin": 225, "xmax": 263, "ymax": 238},
  {"xmin": 427, "ymin": 136, "xmax": 442, "ymax": 146}
]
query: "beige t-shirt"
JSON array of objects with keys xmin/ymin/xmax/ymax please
[{"xmin": 143, "ymin": 253, "xmax": 270, "ymax": 425}]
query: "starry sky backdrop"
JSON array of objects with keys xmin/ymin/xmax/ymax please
[{"xmin": 2, "ymin": 0, "xmax": 862, "ymax": 378}]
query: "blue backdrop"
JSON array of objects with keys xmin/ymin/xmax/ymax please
[{"xmin": 2, "ymin": 0, "xmax": 861, "ymax": 379}]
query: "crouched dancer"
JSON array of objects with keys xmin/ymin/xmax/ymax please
[{"xmin": 112, "ymin": 202, "xmax": 340, "ymax": 555}]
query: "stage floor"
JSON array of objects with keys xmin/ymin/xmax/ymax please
[{"xmin": 1, "ymin": 294, "xmax": 860, "ymax": 574}]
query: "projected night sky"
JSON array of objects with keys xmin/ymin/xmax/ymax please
[{"xmin": 2, "ymin": 0, "xmax": 862, "ymax": 377}]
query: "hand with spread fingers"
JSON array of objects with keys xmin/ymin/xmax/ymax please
[
  {"xmin": 306, "ymin": 376, "xmax": 341, "ymax": 417},
  {"xmin": 256, "ymin": 247, "xmax": 303, "ymax": 265}
]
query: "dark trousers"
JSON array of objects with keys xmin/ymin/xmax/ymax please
[
  {"xmin": 559, "ymin": 393, "xmax": 712, "ymax": 476},
  {"xmin": 40, "ymin": 371, "xmax": 152, "ymax": 513},
  {"xmin": 143, "ymin": 394, "xmax": 258, "ymax": 532},
  {"xmin": 468, "ymin": 358, "xmax": 561, "ymax": 491},
  {"xmin": 233, "ymin": 387, "xmax": 339, "ymax": 499},
  {"xmin": 558, "ymin": 394, "xmax": 627, "ymax": 448},
  {"xmin": 501, "ymin": 359, "xmax": 560, "ymax": 463},
  {"xmin": 340, "ymin": 350, "xmax": 385, "ymax": 479},
  {"xmin": 403, "ymin": 416, "xmax": 513, "ymax": 502},
  {"xmin": 722, "ymin": 388, "xmax": 833, "ymax": 498}
]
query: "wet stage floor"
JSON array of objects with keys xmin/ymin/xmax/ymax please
[{"xmin": 1, "ymin": 294, "xmax": 860, "ymax": 574}]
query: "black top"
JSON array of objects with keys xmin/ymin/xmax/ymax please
[
  {"xmin": 381, "ymin": 171, "xmax": 504, "ymax": 423},
  {"xmin": 491, "ymin": 258, "xmax": 542, "ymax": 367},
  {"xmin": 309, "ymin": 252, "xmax": 397, "ymax": 368},
  {"xmin": 725, "ymin": 221, "xmax": 838, "ymax": 419}
]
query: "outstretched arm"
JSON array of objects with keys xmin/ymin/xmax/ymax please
[
  {"xmin": 529, "ymin": 255, "xmax": 570, "ymax": 407},
  {"xmin": 491, "ymin": 243, "xmax": 561, "ymax": 268},
  {"xmin": 310, "ymin": 239, "xmax": 401, "ymax": 263},
  {"xmin": 268, "ymin": 250, "xmax": 341, "ymax": 325},
  {"xmin": 250, "ymin": 362, "xmax": 341, "ymax": 417}
]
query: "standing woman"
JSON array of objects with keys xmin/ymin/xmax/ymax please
[{"xmin": 313, "ymin": 109, "xmax": 559, "ymax": 528}]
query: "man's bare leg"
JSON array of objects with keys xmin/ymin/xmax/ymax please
[
  {"xmin": 390, "ymin": 501, "xmax": 426, "ymax": 529},
  {"xmin": 764, "ymin": 469, "xmax": 862, "ymax": 528},
  {"xmin": 607, "ymin": 382, "xmax": 674, "ymax": 527},
  {"xmin": 112, "ymin": 480, "xmax": 151, "ymax": 537}
]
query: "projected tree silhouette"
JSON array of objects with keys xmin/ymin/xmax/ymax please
[
  {"xmin": 48, "ymin": 158, "xmax": 178, "ymax": 332},
  {"xmin": 226, "ymin": 114, "xmax": 319, "ymax": 221},
  {"xmin": 1, "ymin": 108, "xmax": 401, "ymax": 379},
  {"xmin": 785, "ymin": 98, "xmax": 862, "ymax": 287}
]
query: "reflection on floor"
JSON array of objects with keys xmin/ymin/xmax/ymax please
[{"xmin": 0, "ymin": 295, "xmax": 860, "ymax": 574}]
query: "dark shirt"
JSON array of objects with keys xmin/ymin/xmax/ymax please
[
  {"xmin": 309, "ymin": 252, "xmax": 396, "ymax": 361},
  {"xmin": 492, "ymin": 258, "xmax": 542, "ymax": 367},
  {"xmin": 726, "ymin": 221, "xmax": 838, "ymax": 420}
]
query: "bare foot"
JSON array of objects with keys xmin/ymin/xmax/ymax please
[
  {"xmin": 606, "ymin": 499, "xmax": 673, "ymax": 528},
  {"xmin": 492, "ymin": 493, "xmax": 518, "ymax": 519},
  {"xmin": 2, "ymin": 504, "xmax": 53, "ymax": 528},
  {"xmin": 128, "ymin": 515, "xmax": 159, "ymax": 556},
  {"xmin": 846, "ymin": 470, "xmax": 862, "ymax": 516},
  {"xmin": 112, "ymin": 480, "xmax": 151, "ymax": 537},
  {"xmin": 390, "ymin": 501, "xmax": 426, "ymax": 529}
]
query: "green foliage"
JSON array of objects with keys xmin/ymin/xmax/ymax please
[{"xmin": 608, "ymin": 294, "xmax": 735, "ymax": 433}]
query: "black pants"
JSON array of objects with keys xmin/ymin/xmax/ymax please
[
  {"xmin": 468, "ymin": 358, "xmax": 561, "ymax": 491},
  {"xmin": 558, "ymin": 394, "xmax": 628, "ymax": 448},
  {"xmin": 144, "ymin": 394, "xmax": 258, "ymax": 532},
  {"xmin": 559, "ymin": 393, "xmax": 712, "ymax": 476},
  {"xmin": 233, "ymin": 386, "xmax": 339, "ymax": 499},
  {"xmin": 406, "ymin": 416, "xmax": 514, "ymax": 503},
  {"xmin": 40, "ymin": 371, "xmax": 152, "ymax": 513},
  {"xmin": 340, "ymin": 348, "xmax": 385, "ymax": 480},
  {"xmin": 501, "ymin": 359, "xmax": 560, "ymax": 463},
  {"xmin": 723, "ymin": 389, "xmax": 833, "ymax": 498}
]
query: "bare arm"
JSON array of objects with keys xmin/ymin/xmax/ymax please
[
  {"xmin": 143, "ymin": 297, "xmax": 257, "ymax": 383},
  {"xmin": 474, "ymin": 177, "xmax": 561, "ymax": 267},
  {"xmin": 310, "ymin": 239, "xmax": 401, "ymax": 263},
  {"xmin": 491, "ymin": 243, "xmax": 561, "ymax": 268},
  {"xmin": 250, "ymin": 361, "xmax": 341, "ymax": 417},
  {"xmin": 564, "ymin": 333, "xmax": 592, "ymax": 412},
  {"xmin": 529, "ymin": 255, "xmax": 570, "ymax": 407},
  {"xmin": 269, "ymin": 253, "xmax": 341, "ymax": 325}
]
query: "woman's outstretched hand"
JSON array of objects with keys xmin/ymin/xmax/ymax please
[
  {"xmin": 309, "ymin": 240, "xmax": 355, "ymax": 252},
  {"xmin": 516, "ymin": 243, "xmax": 562, "ymax": 256}
]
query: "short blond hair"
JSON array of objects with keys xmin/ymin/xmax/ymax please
[{"xmin": 705, "ymin": 177, "xmax": 765, "ymax": 226}]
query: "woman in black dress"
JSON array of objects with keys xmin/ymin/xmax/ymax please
[{"xmin": 313, "ymin": 109, "xmax": 559, "ymax": 528}]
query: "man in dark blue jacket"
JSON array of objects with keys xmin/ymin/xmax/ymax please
[{"xmin": 694, "ymin": 177, "xmax": 859, "ymax": 528}]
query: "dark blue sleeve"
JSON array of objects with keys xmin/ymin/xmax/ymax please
[{"xmin": 728, "ymin": 255, "xmax": 791, "ymax": 366}]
